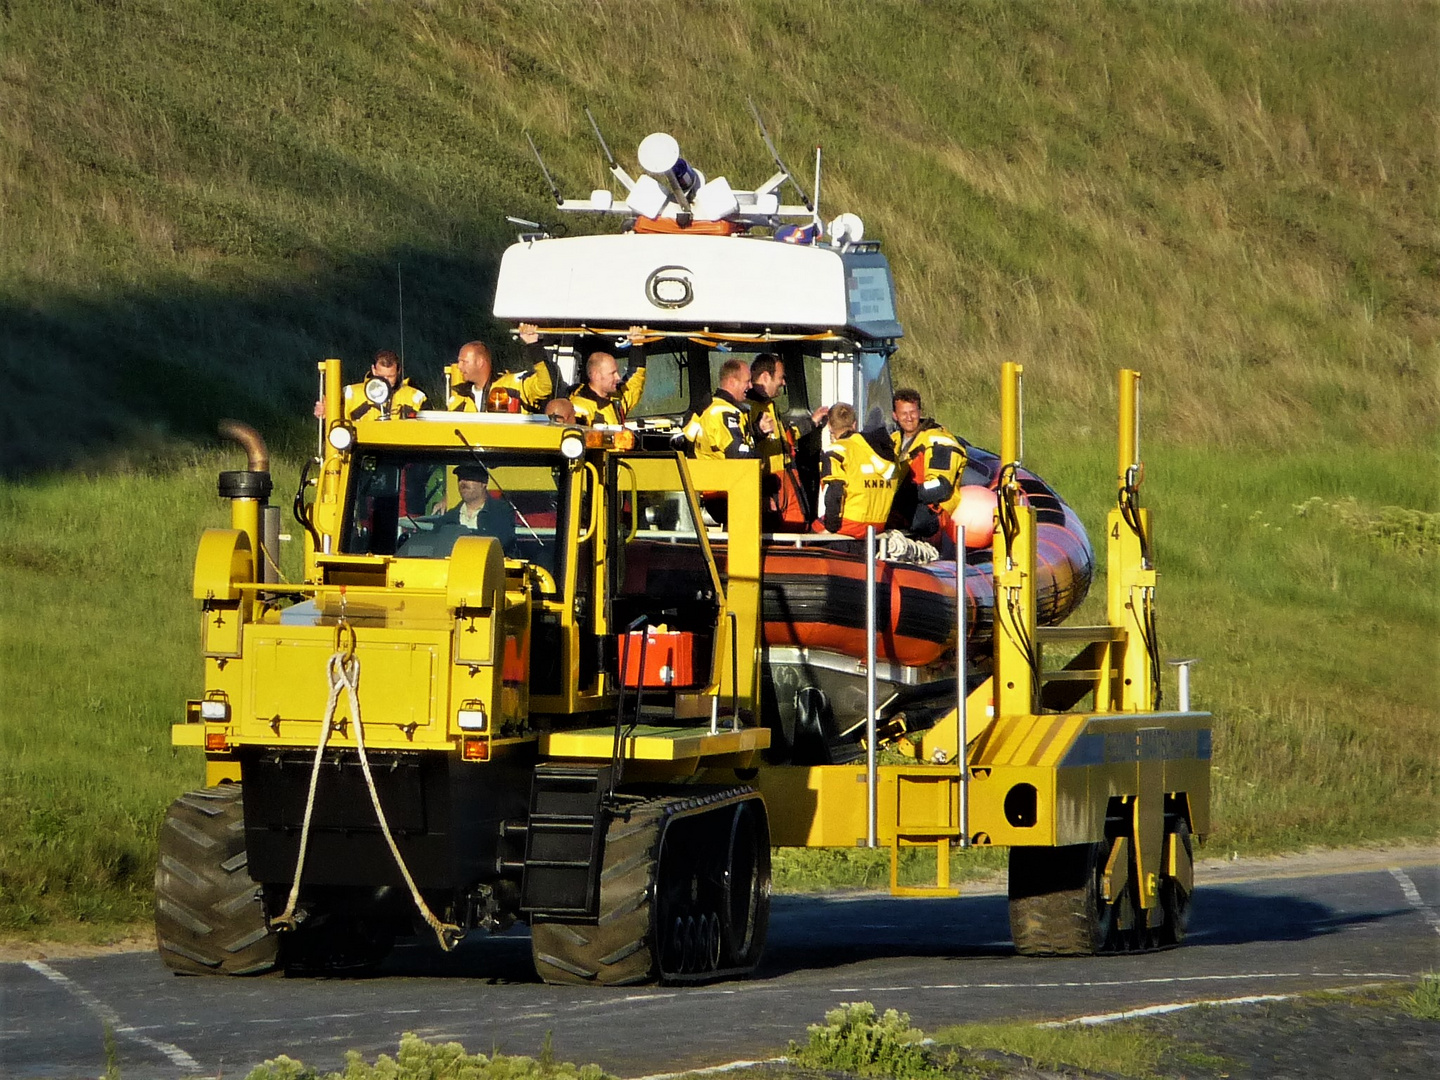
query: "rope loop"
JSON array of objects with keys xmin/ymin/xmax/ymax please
[{"xmin": 270, "ymin": 647, "xmax": 464, "ymax": 952}]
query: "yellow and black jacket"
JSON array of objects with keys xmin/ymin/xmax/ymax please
[
  {"xmin": 818, "ymin": 431, "xmax": 898, "ymax": 537},
  {"xmin": 447, "ymin": 343, "xmax": 558, "ymax": 414},
  {"xmin": 685, "ymin": 389, "xmax": 757, "ymax": 460},
  {"xmin": 743, "ymin": 389, "xmax": 801, "ymax": 473},
  {"xmin": 343, "ymin": 378, "xmax": 427, "ymax": 420},
  {"xmin": 569, "ymin": 345, "xmax": 648, "ymax": 426},
  {"xmin": 892, "ymin": 419, "xmax": 967, "ymax": 515}
]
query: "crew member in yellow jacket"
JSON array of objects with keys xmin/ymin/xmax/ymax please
[
  {"xmin": 569, "ymin": 327, "xmax": 649, "ymax": 425},
  {"xmin": 815, "ymin": 402, "xmax": 898, "ymax": 538},
  {"xmin": 447, "ymin": 324, "xmax": 556, "ymax": 413},
  {"xmin": 315, "ymin": 350, "xmax": 428, "ymax": 420},
  {"xmin": 745, "ymin": 352, "xmax": 829, "ymax": 527},
  {"xmin": 890, "ymin": 388, "xmax": 967, "ymax": 545},
  {"xmin": 685, "ymin": 358, "xmax": 769, "ymax": 459}
]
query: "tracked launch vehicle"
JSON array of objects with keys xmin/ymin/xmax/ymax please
[{"xmin": 158, "ymin": 125, "xmax": 1210, "ymax": 982}]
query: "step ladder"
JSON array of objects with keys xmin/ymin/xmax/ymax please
[{"xmin": 519, "ymin": 764, "xmax": 611, "ymax": 921}]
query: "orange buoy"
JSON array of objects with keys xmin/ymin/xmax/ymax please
[{"xmin": 954, "ymin": 485, "xmax": 998, "ymax": 548}]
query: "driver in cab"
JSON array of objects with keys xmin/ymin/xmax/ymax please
[{"xmin": 434, "ymin": 464, "xmax": 517, "ymax": 556}]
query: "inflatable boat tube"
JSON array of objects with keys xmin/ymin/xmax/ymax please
[{"xmin": 759, "ymin": 446, "xmax": 1093, "ymax": 667}]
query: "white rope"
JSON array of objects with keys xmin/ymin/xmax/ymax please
[
  {"xmin": 271, "ymin": 653, "xmax": 342, "ymax": 930},
  {"xmin": 272, "ymin": 645, "xmax": 463, "ymax": 951}
]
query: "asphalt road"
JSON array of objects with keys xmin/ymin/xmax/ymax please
[{"xmin": 3, "ymin": 855, "xmax": 1437, "ymax": 1080}]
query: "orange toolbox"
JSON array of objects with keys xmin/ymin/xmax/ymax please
[{"xmin": 621, "ymin": 628, "xmax": 699, "ymax": 689}]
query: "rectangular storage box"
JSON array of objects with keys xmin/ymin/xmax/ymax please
[{"xmin": 621, "ymin": 630, "xmax": 698, "ymax": 689}]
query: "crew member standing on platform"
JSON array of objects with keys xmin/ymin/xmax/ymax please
[
  {"xmin": 746, "ymin": 352, "xmax": 828, "ymax": 526},
  {"xmin": 569, "ymin": 326, "xmax": 649, "ymax": 425},
  {"xmin": 447, "ymin": 324, "xmax": 556, "ymax": 413},
  {"xmin": 316, "ymin": 350, "xmax": 427, "ymax": 420},
  {"xmin": 890, "ymin": 388, "xmax": 967, "ymax": 546},
  {"xmin": 815, "ymin": 402, "xmax": 898, "ymax": 538},
  {"xmin": 685, "ymin": 358, "xmax": 769, "ymax": 460}
]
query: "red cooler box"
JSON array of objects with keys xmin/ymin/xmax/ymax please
[{"xmin": 621, "ymin": 629, "xmax": 699, "ymax": 689}]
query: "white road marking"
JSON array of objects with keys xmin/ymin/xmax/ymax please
[
  {"xmin": 23, "ymin": 960, "xmax": 201, "ymax": 1072},
  {"xmin": 1389, "ymin": 867, "xmax": 1440, "ymax": 936},
  {"xmin": 1043, "ymin": 993, "xmax": 1295, "ymax": 1025},
  {"xmin": 1042, "ymin": 982, "xmax": 1395, "ymax": 1026},
  {"xmin": 627, "ymin": 1057, "xmax": 787, "ymax": 1080},
  {"xmin": 832, "ymin": 971, "xmax": 1412, "ymax": 993}
]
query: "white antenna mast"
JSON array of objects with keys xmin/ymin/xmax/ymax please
[{"xmin": 813, "ymin": 146, "xmax": 822, "ymax": 229}]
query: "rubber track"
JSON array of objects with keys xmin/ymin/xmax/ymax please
[
  {"xmin": 154, "ymin": 785, "xmax": 280, "ymax": 976},
  {"xmin": 531, "ymin": 787, "xmax": 760, "ymax": 986}
]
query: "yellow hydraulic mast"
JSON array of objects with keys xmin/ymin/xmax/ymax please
[
  {"xmin": 993, "ymin": 362, "xmax": 1038, "ymax": 719},
  {"xmin": 1107, "ymin": 369, "xmax": 1157, "ymax": 712}
]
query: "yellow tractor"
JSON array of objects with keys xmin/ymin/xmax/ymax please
[{"xmin": 156, "ymin": 130, "xmax": 1208, "ymax": 983}]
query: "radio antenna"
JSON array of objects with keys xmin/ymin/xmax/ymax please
[
  {"xmin": 525, "ymin": 131, "xmax": 564, "ymax": 206},
  {"xmin": 747, "ymin": 98, "xmax": 813, "ymax": 211},
  {"xmin": 397, "ymin": 261, "xmax": 405, "ymax": 377},
  {"xmin": 585, "ymin": 105, "xmax": 617, "ymax": 168},
  {"xmin": 584, "ymin": 106, "xmax": 636, "ymax": 189}
]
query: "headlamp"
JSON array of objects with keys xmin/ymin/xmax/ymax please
[
  {"xmin": 327, "ymin": 423, "xmax": 355, "ymax": 451},
  {"xmin": 560, "ymin": 431, "xmax": 586, "ymax": 461},
  {"xmin": 364, "ymin": 377, "xmax": 392, "ymax": 407}
]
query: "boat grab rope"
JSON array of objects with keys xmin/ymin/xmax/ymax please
[
  {"xmin": 272, "ymin": 626, "xmax": 464, "ymax": 951},
  {"xmin": 516, "ymin": 326, "xmax": 841, "ymax": 345}
]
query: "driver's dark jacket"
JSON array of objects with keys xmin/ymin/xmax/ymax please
[{"xmin": 432, "ymin": 498, "xmax": 517, "ymax": 556}]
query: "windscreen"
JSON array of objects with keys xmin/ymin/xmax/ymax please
[{"xmin": 341, "ymin": 448, "xmax": 569, "ymax": 583}]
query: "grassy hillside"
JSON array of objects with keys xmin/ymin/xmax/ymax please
[
  {"xmin": 3, "ymin": 0, "xmax": 1435, "ymax": 470},
  {"xmin": 1, "ymin": 1, "xmax": 1436, "ymax": 937}
]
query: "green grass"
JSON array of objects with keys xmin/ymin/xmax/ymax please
[
  {"xmin": 936, "ymin": 1018, "xmax": 1173, "ymax": 1079},
  {"xmin": 0, "ymin": 453, "xmax": 304, "ymax": 934},
  {"xmin": 1402, "ymin": 974, "xmax": 1440, "ymax": 1022},
  {"xmin": 2, "ymin": 1, "xmax": 1435, "ymax": 473}
]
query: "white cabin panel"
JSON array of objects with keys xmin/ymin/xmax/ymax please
[{"xmin": 493, "ymin": 234, "xmax": 849, "ymax": 327}]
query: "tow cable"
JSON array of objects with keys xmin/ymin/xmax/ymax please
[{"xmin": 272, "ymin": 620, "xmax": 464, "ymax": 951}]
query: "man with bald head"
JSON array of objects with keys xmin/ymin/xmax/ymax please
[
  {"xmin": 544, "ymin": 397, "xmax": 577, "ymax": 424},
  {"xmin": 447, "ymin": 324, "xmax": 555, "ymax": 413},
  {"xmin": 569, "ymin": 326, "xmax": 649, "ymax": 426}
]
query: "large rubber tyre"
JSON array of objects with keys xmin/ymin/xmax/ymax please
[
  {"xmin": 1008, "ymin": 843, "xmax": 1111, "ymax": 957},
  {"xmin": 155, "ymin": 785, "xmax": 281, "ymax": 976},
  {"xmin": 1158, "ymin": 819, "xmax": 1193, "ymax": 947},
  {"xmin": 531, "ymin": 802, "xmax": 662, "ymax": 986}
]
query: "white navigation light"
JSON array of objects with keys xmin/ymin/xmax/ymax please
[
  {"xmin": 625, "ymin": 174, "xmax": 669, "ymax": 219},
  {"xmin": 560, "ymin": 430, "xmax": 586, "ymax": 460},
  {"xmin": 590, "ymin": 189, "xmax": 614, "ymax": 212},
  {"xmin": 637, "ymin": 132, "xmax": 680, "ymax": 174},
  {"xmin": 637, "ymin": 131, "xmax": 701, "ymax": 199},
  {"xmin": 364, "ymin": 376, "xmax": 392, "ymax": 407},
  {"xmin": 693, "ymin": 176, "xmax": 739, "ymax": 222},
  {"xmin": 829, "ymin": 212, "xmax": 865, "ymax": 246}
]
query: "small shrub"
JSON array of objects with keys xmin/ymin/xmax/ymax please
[
  {"xmin": 1403, "ymin": 973, "xmax": 1440, "ymax": 1021},
  {"xmin": 788, "ymin": 1001, "xmax": 944, "ymax": 1079},
  {"xmin": 1293, "ymin": 496, "xmax": 1440, "ymax": 556},
  {"xmin": 243, "ymin": 1033, "xmax": 614, "ymax": 1080}
]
